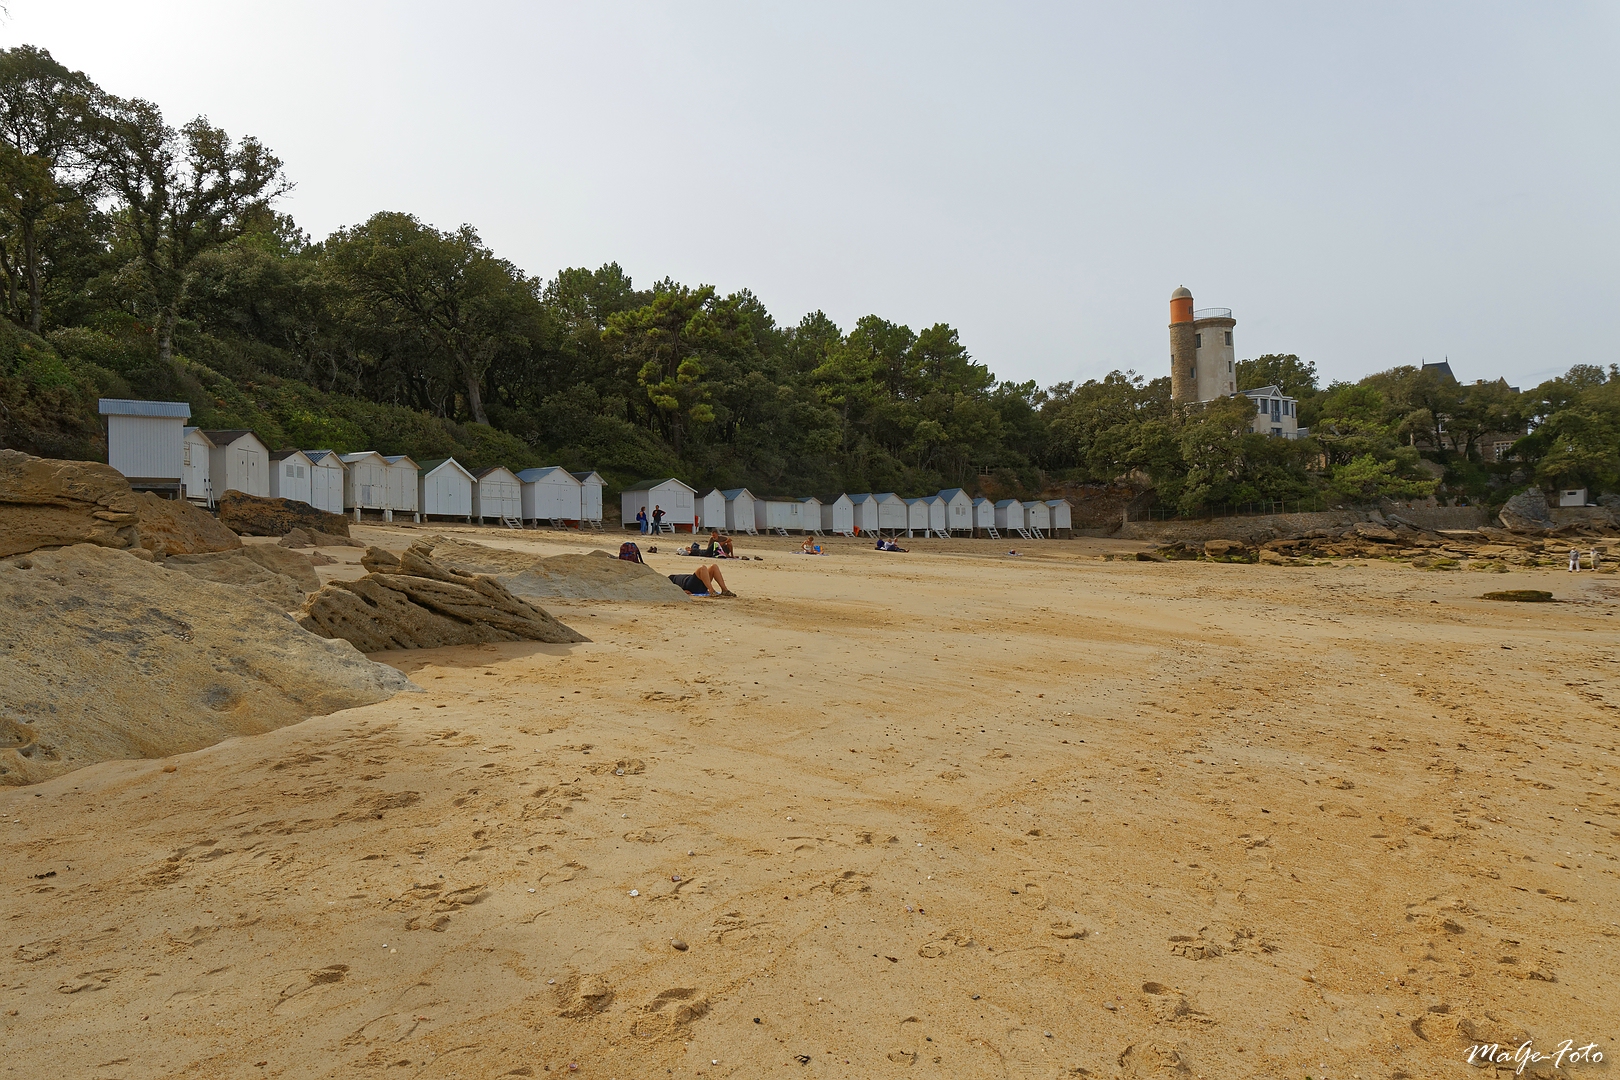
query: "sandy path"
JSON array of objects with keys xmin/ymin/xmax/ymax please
[{"xmin": 2, "ymin": 532, "xmax": 1617, "ymax": 1078}]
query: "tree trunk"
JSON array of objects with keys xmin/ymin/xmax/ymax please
[
  {"xmin": 464, "ymin": 369, "xmax": 489, "ymax": 426},
  {"xmin": 20, "ymin": 221, "xmax": 40, "ymax": 333},
  {"xmin": 157, "ymin": 310, "xmax": 176, "ymax": 364}
]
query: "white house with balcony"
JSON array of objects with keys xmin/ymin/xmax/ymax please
[{"xmin": 1241, "ymin": 385, "xmax": 1308, "ymax": 440}]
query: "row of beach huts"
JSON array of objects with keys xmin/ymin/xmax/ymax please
[
  {"xmin": 623, "ymin": 479, "xmax": 1073, "ymax": 539},
  {"xmin": 97, "ymin": 399, "xmax": 1070, "ymax": 537},
  {"xmin": 98, "ymin": 399, "xmax": 605, "ymax": 526}
]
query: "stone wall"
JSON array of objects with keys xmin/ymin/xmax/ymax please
[
  {"xmin": 1114, "ymin": 510, "xmax": 1375, "ymax": 545},
  {"xmin": 1379, "ymin": 503, "xmax": 1490, "ymax": 531},
  {"xmin": 1549, "ymin": 506, "xmax": 1620, "ymax": 528}
]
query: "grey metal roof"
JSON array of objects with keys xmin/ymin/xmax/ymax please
[
  {"xmin": 815, "ymin": 493, "xmax": 850, "ymax": 505},
  {"xmin": 200, "ymin": 429, "xmax": 258, "ymax": 446},
  {"xmin": 98, "ymin": 398, "xmax": 191, "ymax": 418},
  {"xmin": 418, "ymin": 457, "xmax": 471, "ymax": 476},
  {"xmin": 339, "ymin": 451, "xmax": 384, "ymax": 463},
  {"xmin": 938, "ymin": 487, "xmax": 969, "ymax": 501},
  {"xmin": 620, "ymin": 477, "xmax": 696, "ymax": 493},
  {"xmin": 383, "ymin": 455, "xmax": 418, "ymax": 468},
  {"xmin": 798, "ymin": 496, "xmax": 821, "ymax": 505},
  {"xmin": 720, "ymin": 488, "xmax": 754, "ymax": 501},
  {"xmin": 269, "ymin": 449, "xmax": 310, "ymax": 462},
  {"xmin": 304, "ymin": 449, "xmax": 339, "ymax": 465},
  {"xmin": 569, "ymin": 470, "xmax": 605, "ymax": 485},
  {"xmin": 517, "ymin": 466, "xmax": 576, "ymax": 483},
  {"xmin": 475, "ymin": 465, "xmax": 517, "ymax": 480},
  {"xmin": 995, "ymin": 499, "xmax": 1023, "ymax": 508}
]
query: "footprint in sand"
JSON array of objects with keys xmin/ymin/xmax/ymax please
[
  {"xmin": 631, "ymin": 987, "xmax": 710, "ymax": 1038},
  {"xmin": 915, "ymin": 929, "xmax": 975, "ymax": 959}
]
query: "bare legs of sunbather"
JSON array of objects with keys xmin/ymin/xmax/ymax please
[{"xmin": 693, "ymin": 563, "xmax": 733, "ymax": 596}]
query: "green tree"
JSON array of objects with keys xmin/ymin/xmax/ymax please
[{"xmin": 91, "ymin": 96, "xmax": 289, "ymax": 363}]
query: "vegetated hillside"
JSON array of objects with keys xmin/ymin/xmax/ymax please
[{"xmin": 1, "ymin": 44, "xmax": 1615, "ymax": 510}]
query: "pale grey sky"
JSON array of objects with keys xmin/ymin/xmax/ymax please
[{"xmin": 8, "ymin": 2, "xmax": 1617, "ymax": 390}]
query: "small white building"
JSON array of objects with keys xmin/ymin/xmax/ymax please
[
  {"xmin": 473, "ymin": 465, "xmax": 522, "ymax": 523},
  {"xmin": 937, "ymin": 488, "xmax": 974, "ymax": 535},
  {"xmin": 182, "ymin": 427, "xmax": 215, "ymax": 504},
  {"xmin": 994, "ymin": 499, "xmax": 1026, "ymax": 532},
  {"xmin": 571, "ymin": 470, "xmax": 605, "ymax": 524},
  {"xmin": 1559, "ymin": 488, "xmax": 1590, "ymax": 507},
  {"xmin": 697, "ymin": 489, "xmax": 727, "ymax": 533},
  {"xmin": 202, "ymin": 429, "xmax": 270, "ymax": 498},
  {"xmin": 383, "ymin": 455, "xmax": 420, "ymax": 519},
  {"xmin": 721, "ymin": 488, "xmax": 758, "ymax": 534},
  {"xmin": 1242, "ymin": 385, "xmax": 1305, "ymax": 440},
  {"xmin": 921, "ymin": 495, "xmax": 947, "ymax": 536},
  {"xmin": 798, "ymin": 497, "xmax": 822, "ymax": 534},
  {"xmin": 1045, "ymin": 498, "xmax": 1073, "ymax": 536},
  {"xmin": 99, "ymin": 398, "xmax": 190, "ymax": 492},
  {"xmin": 848, "ymin": 494, "xmax": 880, "ymax": 535},
  {"xmin": 341, "ymin": 451, "xmax": 389, "ymax": 515},
  {"xmin": 269, "ymin": 449, "xmax": 314, "ymax": 505},
  {"xmin": 518, "ymin": 466, "xmax": 583, "ymax": 524},
  {"xmin": 302, "ymin": 450, "xmax": 346, "ymax": 515},
  {"xmin": 902, "ymin": 497, "xmax": 930, "ymax": 537},
  {"xmin": 621, "ymin": 478, "xmax": 697, "ymax": 532},
  {"xmin": 1026, "ymin": 499, "xmax": 1051, "ymax": 536},
  {"xmin": 756, "ymin": 497, "xmax": 811, "ymax": 533},
  {"xmin": 874, "ymin": 492, "xmax": 909, "ymax": 533},
  {"xmin": 819, "ymin": 493, "xmax": 855, "ymax": 536},
  {"xmin": 972, "ymin": 496, "xmax": 996, "ymax": 533},
  {"xmin": 419, "ymin": 458, "xmax": 475, "ymax": 521}
]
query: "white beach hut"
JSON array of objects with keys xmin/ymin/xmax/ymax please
[
  {"xmin": 383, "ymin": 455, "xmax": 420, "ymax": 520},
  {"xmin": 819, "ymin": 493, "xmax": 855, "ymax": 536},
  {"xmin": 99, "ymin": 398, "xmax": 190, "ymax": 493},
  {"xmin": 697, "ymin": 489, "xmax": 727, "ymax": 533},
  {"xmin": 938, "ymin": 488, "xmax": 974, "ymax": 535},
  {"xmin": 798, "ymin": 497, "xmax": 823, "ymax": 534},
  {"xmin": 621, "ymin": 478, "xmax": 697, "ymax": 533},
  {"xmin": 874, "ymin": 492, "xmax": 908, "ymax": 534},
  {"xmin": 570, "ymin": 470, "xmax": 605, "ymax": 526},
  {"xmin": 303, "ymin": 450, "xmax": 346, "ymax": 515},
  {"xmin": 202, "ymin": 429, "xmax": 270, "ymax": 498},
  {"xmin": 473, "ymin": 466, "xmax": 522, "ymax": 524},
  {"xmin": 902, "ymin": 497, "xmax": 929, "ymax": 537},
  {"xmin": 182, "ymin": 427, "xmax": 214, "ymax": 504},
  {"xmin": 972, "ymin": 496, "xmax": 996, "ymax": 534},
  {"xmin": 1045, "ymin": 498, "xmax": 1073, "ymax": 537},
  {"xmin": 995, "ymin": 499, "xmax": 1027, "ymax": 534},
  {"xmin": 756, "ymin": 497, "xmax": 810, "ymax": 534},
  {"xmin": 849, "ymin": 493, "xmax": 880, "ymax": 536},
  {"xmin": 721, "ymin": 488, "xmax": 758, "ymax": 534},
  {"xmin": 1026, "ymin": 499, "xmax": 1051, "ymax": 537},
  {"xmin": 419, "ymin": 458, "xmax": 475, "ymax": 521},
  {"xmin": 341, "ymin": 451, "xmax": 389, "ymax": 516},
  {"xmin": 518, "ymin": 466, "xmax": 583, "ymax": 525},
  {"xmin": 922, "ymin": 494, "xmax": 948, "ymax": 537},
  {"xmin": 269, "ymin": 449, "xmax": 314, "ymax": 505}
]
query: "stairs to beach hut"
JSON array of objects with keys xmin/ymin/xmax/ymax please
[
  {"xmin": 985, "ymin": 527, "xmax": 1000, "ymax": 539},
  {"xmin": 501, "ymin": 515, "xmax": 524, "ymax": 529}
]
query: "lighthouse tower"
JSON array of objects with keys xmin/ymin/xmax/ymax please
[{"xmin": 1168, "ymin": 286, "xmax": 1237, "ymax": 403}]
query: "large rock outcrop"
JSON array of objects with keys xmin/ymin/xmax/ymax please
[
  {"xmin": 218, "ymin": 490, "xmax": 352, "ymax": 538},
  {"xmin": 165, "ymin": 544, "xmax": 322, "ymax": 610},
  {"xmin": 1499, "ymin": 487, "xmax": 1555, "ymax": 532},
  {"xmin": 278, "ymin": 526, "xmax": 364, "ymax": 549},
  {"xmin": 0, "ymin": 449, "xmax": 142, "ymax": 557},
  {"xmin": 134, "ymin": 491, "xmax": 242, "ymax": 556},
  {"xmin": 0, "ymin": 544, "xmax": 415, "ymax": 786},
  {"xmin": 297, "ymin": 541, "xmax": 588, "ymax": 652},
  {"xmin": 432, "ymin": 537, "xmax": 687, "ymax": 602}
]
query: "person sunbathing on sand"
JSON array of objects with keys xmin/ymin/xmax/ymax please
[
  {"xmin": 875, "ymin": 537, "xmax": 908, "ymax": 552},
  {"xmin": 668, "ymin": 563, "xmax": 735, "ymax": 597}
]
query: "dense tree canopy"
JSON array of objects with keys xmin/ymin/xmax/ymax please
[{"xmin": 0, "ymin": 45, "xmax": 1615, "ymax": 514}]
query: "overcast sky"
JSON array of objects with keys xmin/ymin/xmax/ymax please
[{"xmin": 7, "ymin": 2, "xmax": 1617, "ymax": 390}]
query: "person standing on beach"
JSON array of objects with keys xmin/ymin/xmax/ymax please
[
  {"xmin": 652, "ymin": 504, "xmax": 666, "ymax": 533},
  {"xmin": 1569, "ymin": 547, "xmax": 1581, "ymax": 572},
  {"xmin": 636, "ymin": 507, "xmax": 648, "ymax": 534}
]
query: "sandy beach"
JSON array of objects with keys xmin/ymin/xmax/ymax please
[{"xmin": 3, "ymin": 529, "xmax": 1616, "ymax": 1079}]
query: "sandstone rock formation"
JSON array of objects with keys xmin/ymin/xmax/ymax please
[
  {"xmin": 432, "ymin": 537, "xmax": 687, "ymax": 602},
  {"xmin": 1203, "ymin": 539, "xmax": 1246, "ymax": 558},
  {"xmin": 165, "ymin": 544, "xmax": 321, "ymax": 610},
  {"xmin": 0, "ymin": 448, "xmax": 142, "ymax": 557},
  {"xmin": 0, "ymin": 544, "xmax": 415, "ymax": 786},
  {"xmin": 1499, "ymin": 487, "xmax": 1555, "ymax": 532},
  {"xmin": 133, "ymin": 490, "xmax": 242, "ymax": 556},
  {"xmin": 278, "ymin": 526, "xmax": 364, "ymax": 549},
  {"xmin": 297, "ymin": 540, "xmax": 588, "ymax": 652},
  {"xmin": 218, "ymin": 490, "xmax": 352, "ymax": 537}
]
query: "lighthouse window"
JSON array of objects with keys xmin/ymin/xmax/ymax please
[
  {"xmin": 1194, "ymin": 333, "xmax": 1202, "ymax": 347},
  {"xmin": 1224, "ymin": 331, "xmax": 1233, "ymax": 346}
]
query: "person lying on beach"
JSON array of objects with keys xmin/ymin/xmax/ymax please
[
  {"xmin": 668, "ymin": 563, "xmax": 735, "ymax": 597},
  {"xmin": 875, "ymin": 538, "xmax": 908, "ymax": 552}
]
